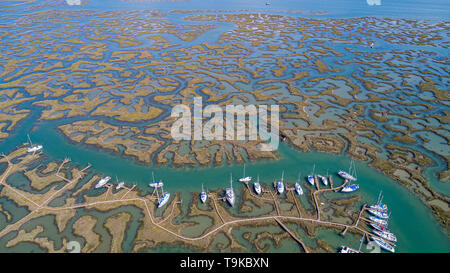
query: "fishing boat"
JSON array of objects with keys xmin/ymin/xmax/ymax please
[
  {"xmin": 239, "ymin": 164, "xmax": 252, "ymax": 182},
  {"xmin": 341, "ymin": 184, "xmax": 359, "ymax": 193},
  {"xmin": 254, "ymin": 175, "xmax": 262, "ymax": 195},
  {"xmin": 340, "ymin": 233, "xmax": 365, "ymax": 253},
  {"xmin": 226, "ymin": 174, "xmax": 235, "ymax": 207},
  {"xmin": 200, "ymin": 184, "xmax": 207, "ymax": 203},
  {"xmin": 368, "ymin": 208, "xmax": 389, "ymax": 219},
  {"xmin": 371, "ymin": 237, "xmax": 395, "ymax": 253},
  {"xmin": 369, "ymin": 216, "xmax": 387, "ymax": 226},
  {"xmin": 276, "ymin": 171, "xmax": 284, "ymax": 194},
  {"xmin": 295, "ymin": 172, "xmax": 303, "ymax": 195},
  {"xmin": 307, "ymin": 164, "xmax": 315, "ymax": 186},
  {"xmin": 27, "ymin": 134, "xmax": 43, "ymax": 153},
  {"xmin": 95, "ymin": 176, "xmax": 111, "ymax": 189},
  {"xmin": 338, "ymin": 158, "xmax": 357, "ymax": 181},
  {"xmin": 373, "ymin": 230, "xmax": 397, "ymax": 243}
]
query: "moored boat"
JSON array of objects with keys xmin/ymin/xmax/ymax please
[
  {"xmin": 368, "ymin": 208, "xmax": 389, "ymax": 219},
  {"xmin": 116, "ymin": 181, "xmax": 124, "ymax": 190},
  {"xmin": 373, "ymin": 230, "xmax": 397, "ymax": 243},
  {"xmin": 371, "ymin": 236, "xmax": 395, "ymax": 253},
  {"xmin": 95, "ymin": 176, "xmax": 111, "ymax": 188},
  {"xmin": 295, "ymin": 172, "xmax": 303, "ymax": 195},
  {"xmin": 319, "ymin": 175, "xmax": 328, "ymax": 186},
  {"xmin": 254, "ymin": 175, "xmax": 262, "ymax": 195},
  {"xmin": 200, "ymin": 184, "xmax": 207, "ymax": 203},
  {"xmin": 370, "ymin": 222, "xmax": 390, "ymax": 233},
  {"xmin": 341, "ymin": 184, "xmax": 359, "ymax": 193},
  {"xmin": 158, "ymin": 191, "xmax": 170, "ymax": 208},
  {"xmin": 338, "ymin": 158, "xmax": 357, "ymax": 181},
  {"xmin": 239, "ymin": 164, "xmax": 252, "ymax": 182},
  {"xmin": 369, "ymin": 216, "xmax": 387, "ymax": 226},
  {"xmin": 307, "ymin": 164, "xmax": 315, "ymax": 186},
  {"xmin": 226, "ymin": 174, "xmax": 235, "ymax": 207},
  {"xmin": 277, "ymin": 171, "xmax": 284, "ymax": 194}
]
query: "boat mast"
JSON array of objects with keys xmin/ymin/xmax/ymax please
[
  {"xmin": 243, "ymin": 164, "xmax": 245, "ymax": 178},
  {"xmin": 358, "ymin": 233, "xmax": 365, "ymax": 252},
  {"xmin": 281, "ymin": 170, "xmax": 284, "ymax": 183},
  {"xmin": 297, "ymin": 172, "xmax": 301, "ymax": 182},
  {"xmin": 153, "ymin": 172, "xmax": 159, "ymax": 200},
  {"xmin": 230, "ymin": 173, "xmax": 233, "ymax": 190},
  {"xmin": 312, "ymin": 164, "xmax": 315, "ymax": 175},
  {"xmin": 257, "ymin": 174, "xmax": 260, "ymax": 183},
  {"xmin": 27, "ymin": 134, "xmax": 32, "ymax": 146}
]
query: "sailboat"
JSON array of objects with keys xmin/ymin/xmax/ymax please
[
  {"xmin": 149, "ymin": 171, "xmax": 163, "ymax": 188},
  {"xmin": 307, "ymin": 164, "xmax": 315, "ymax": 186},
  {"xmin": 371, "ymin": 236, "xmax": 395, "ymax": 253},
  {"xmin": 200, "ymin": 184, "xmax": 207, "ymax": 203},
  {"xmin": 295, "ymin": 172, "xmax": 303, "ymax": 195},
  {"xmin": 151, "ymin": 172, "xmax": 169, "ymax": 208},
  {"xmin": 369, "ymin": 216, "xmax": 387, "ymax": 226},
  {"xmin": 157, "ymin": 184, "xmax": 170, "ymax": 208},
  {"xmin": 368, "ymin": 208, "xmax": 389, "ymax": 219},
  {"xmin": 239, "ymin": 164, "xmax": 252, "ymax": 182},
  {"xmin": 115, "ymin": 176, "xmax": 124, "ymax": 190},
  {"xmin": 276, "ymin": 171, "xmax": 285, "ymax": 194},
  {"xmin": 373, "ymin": 229, "xmax": 397, "ymax": 243},
  {"xmin": 226, "ymin": 173, "xmax": 235, "ymax": 207},
  {"xmin": 95, "ymin": 176, "xmax": 111, "ymax": 189},
  {"xmin": 254, "ymin": 175, "xmax": 262, "ymax": 195},
  {"xmin": 338, "ymin": 158, "xmax": 357, "ymax": 181},
  {"xmin": 370, "ymin": 191, "xmax": 388, "ymax": 211},
  {"xmin": 27, "ymin": 134, "xmax": 43, "ymax": 153},
  {"xmin": 341, "ymin": 184, "xmax": 359, "ymax": 193},
  {"xmin": 319, "ymin": 169, "xmax": 329, "ymax": 186}
]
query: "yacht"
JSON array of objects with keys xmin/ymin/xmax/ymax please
[
  {"xmin": 338, "ymin": 158, "xmax": 357, "ymax": 181},
  {"xmin": 341, "ymin": 184, "xmax": 359, "ymax": 193},
  {"xmin": 226, "ymin": 174, "xmax": 235, "ymax": 207},
  {"xmin": 149, "ymin": 172, "xmax": 163, "ymax": 188},
  {"xmin": 371, "ymin": 237, "xmax": 395, "ymax": 253},
  {"xmin": 151, "ymin": 172, "xmax": 170, "ymax": 208},
  {"xmin": 27, "ymin": 134, "xmax": 43, "ymax": 153},
  {"xmin": 319, "ymin": 175, "xmax": 328, "ymax": 186},
  {"xmin": 200, "ymin": 184, "xmax": 207, "ymax": 203},
  {"xmin": 116, "ymin": 182, "xmax": 124, "ymax": 190},
  {"xmin": 370, "ymin": 191, "xmax": 388, "ymax": 211},
  {"xmin": 254, "ymin": 175, "xmax": 262, "ymax": 195},
  {"xmin": 276, "ymin": 171, "xmax": 285, "ymax": 194},
  {"xmin": 368, "ymin": 208, "xmax": 389, "ymax": 219},
  {"xmin": 370, "ymin": 222, "xmax": 390, "ymax": 233},
  {"xmin": 239, "ymin": 164, "xmax": 252, "ymax": 182},
  {"xmin": 373, "ymin": 230, "xmax": 397, "ymax": 243},
  {"xmin": 158, "ymin": 190, "xmax": 170, "ymax": 208},
  {"xmin": 295, "ymin": 172, "xmax": 303, "ymax": 195},
  {"xmin": 307, "ymin": 164, "xmax": 315, "ymax": 186},
  {"xmin": 369, "ymin": 216, "xmax": 387, "ymax": 226},
  {"xmin": 95, "ymin": 176, "xmax": 111, "ymax": 189}
]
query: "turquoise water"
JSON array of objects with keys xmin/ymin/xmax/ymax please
[
  {"xmin": 0, "ymin": 0, "xmax": 449, "ymax": 253},
  {"xmin": 0, "ymin": 116, "xmax": 448, "ymax": 252}
]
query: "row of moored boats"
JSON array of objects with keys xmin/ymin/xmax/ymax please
[{"xmin": 340, "ymin": 191, "xmax": 397, "ymax": 253}]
